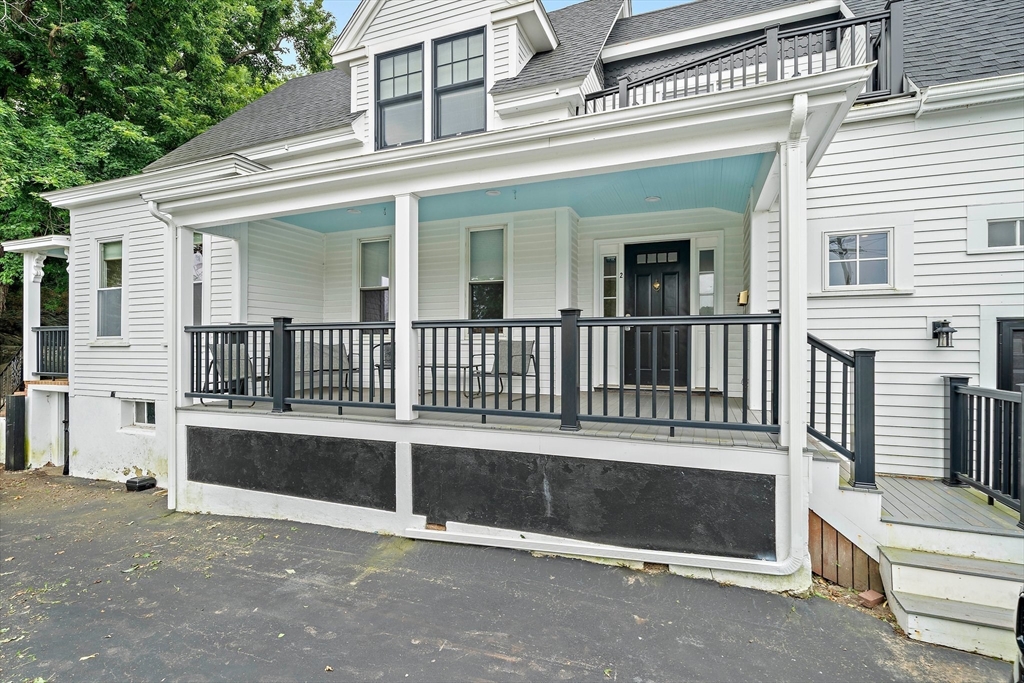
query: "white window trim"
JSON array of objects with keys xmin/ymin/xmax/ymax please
[
  {"xmin": 93, "ymin": 235, "xmax": 128, "ymax": 344},
  {"xmin": 809, "ymin": 212, "xmax": 914, "ymax": 297},
  {"xmin": 354, "ymin": 233, "xmax": 395, "ymax": 322},
  {"xmin": 349, "ymin": 226, "xmax": 395, "ymax": 322},
  {"xmin": 119, "ymin": 399, "xmax": 157, "ymax": 434},
  {"xmin": 459, "ymin": 216, "xmax": 514, "ymax": 323},
  {"xmin": 967, "ymin": 203, "xmax": 1024, "ymax": 254}
]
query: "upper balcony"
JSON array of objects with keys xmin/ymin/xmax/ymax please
[{"xmin": 579, "ymin": 5, "xmax": 904, "ymax": 116}]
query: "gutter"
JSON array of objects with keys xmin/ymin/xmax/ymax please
[{"xmin": 147, "ymin": 201, "xmax": 180, "ymax": 511}]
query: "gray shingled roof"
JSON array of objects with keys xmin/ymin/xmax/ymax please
[
  {"xmin": 845, "ymin": 0, "xmax": 1024, "ymax": 87},
  {"xmin": 607, "ymin": 0, "xmax": 808, "ymax": 45},
  {"xmin": 490, "ymin": 0, "xmax": 624, "ymax": 95},
  {"xmin": 145, "ymin": 68, "xmax": 359, "ymax": 172}
]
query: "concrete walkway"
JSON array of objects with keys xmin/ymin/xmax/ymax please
[{"xmin": 0, "ymin": 468, "xmax": 1009, "ymax": 682}]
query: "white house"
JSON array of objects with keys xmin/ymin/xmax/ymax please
[{"xmin": 4, "ymin": 0, "xmax": 1022, "ymax": 660}]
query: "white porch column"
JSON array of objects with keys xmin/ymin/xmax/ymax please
[
  {"xmin": 779, "ymin": 96, "xmax": 809, "ymax": 452},
  {"xmin": 394, "ymin": 193, "xmax": 419, "ymax": 421},
  {"xmin": 175, "ymin": 226, "xmax": 196, "ymax": 408},
  {"xmin": 21, "ymin": 252, "xmax": 46, "ymax": 382}
]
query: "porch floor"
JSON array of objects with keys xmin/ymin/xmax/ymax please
[
  {"xmin": 877, "ymin": 475, "xmax": 1023, "ymax": 537},
  {"xmin": 190, "ymin": 388, "xmax": 783, "ymax": 450}
]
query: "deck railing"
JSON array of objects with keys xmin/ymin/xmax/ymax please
[
  {"xmin": 33, "ymin": 326, "xmax": 70, "ymax": 378},
  {"xmin": 412, "ymin": 311, "xmax": 782, "ymax": 435},
  {"xmin": 579, "ymin": 1, "xmax": 902, "ymax": 115},
  {"xmin": 0, "ymin": 347, "xmax": 23, "ymax": 412},
  {"xmin": 807, "ymin": 335, "xmax": 876, "ymax": 488},
  {"xmin": 185, "ymin": 319, "xmax": 396, "ymax": 411},
  {"xmin": 945, "ymin": 377, "xmax": 1022, "ymax": 525}
]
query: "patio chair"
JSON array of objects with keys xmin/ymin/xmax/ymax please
[
  {"xmin": 373, "ymin": 341, "xmax": 392, "ymax": 394},
  {"xmin": 466, "ymin": 339, "xmax": 538, "ymax": 398},
  {"xmin": 295, "ymin": 340, "xmax": 354, "ymax": 395},
  {"xmin": 203, "ymin": 342, "xmax": 268, "ymax": 405}
]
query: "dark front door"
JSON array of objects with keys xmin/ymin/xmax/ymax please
[
  {"xmin": 623, "ymin": 241, "xmax": 690, "ymax": 386},
  {"xmin": 997, "ymin": 318, "xmax": 1024, "ymax": 392}
]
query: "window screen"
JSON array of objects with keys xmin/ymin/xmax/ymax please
[
  {"xmin": 360, "ymin": 240, "xmax": 390, "ymax": 322},
  {"xmin": 377, "ymin": 47, "xmax": 423, "ymax": 149},
  {"xmin": 469, "ymin": 228, "xmax": 503, "ymax": 320},
  {"xmin": 98, "ymin": 241, "xmax": 122, "ymax": 337},
  {"xmin": 434, "ymin": 30, "xmax": 485, "ymax": 139}
]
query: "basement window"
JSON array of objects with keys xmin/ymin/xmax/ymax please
[{"xmin": 134, "ymin": 401, "xmax": 156, "ymax": 427}]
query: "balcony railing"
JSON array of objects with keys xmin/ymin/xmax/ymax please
[
  {"xmin": 34, "ymin": 326, "xmax": 69, "ymax": 378},
  {"xmin": 579, "ymin": 1, "xmax": 903, "ymax": 115},
  {"xmin": 945, "ymin": 377, "xmax": 1022, "ymax": 526}
]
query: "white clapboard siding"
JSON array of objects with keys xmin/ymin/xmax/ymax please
[
  {"xmin": 69, "ymin": 197, "xmax": 169, "ymax": 399},
  {"xmin": 492, "ymin": 24, "xmax": 513, "ymax": 80},
  {"xmin": 246, "ymin": 221, "xmax": 324, "ymax": 324},
  {"xmin": 323, "ymin": 232, "xmax": 356, "ymax": 322},
  {"xmin": 516, "ymin": 24, "xmax": 534, "ymax": 74},
  {"xmin": 208, "ymin": 236, "xmax": 236, "ymax": 324},
  {"xmin": 363, "ymin": 0, "xmax": 498, "ymax": 45},
  {"xmin": 577, "ymin": 208, "xmax": 749, "ymax": 395},
  {"xmin": 767, "ymin": 99, "xmax": 1024, "ymax": 478}
]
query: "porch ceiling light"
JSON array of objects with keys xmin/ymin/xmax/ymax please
[
  {"xmin": 645, "ymin": 196, "xmax": 661, "ymax": 203},
  {"xmin": 347, "ymin": 208, "xmax": 362, "ymax": 214},
  {"xmin": 932, "ymin": 320, "xmax": 957, "ymax": 348},
  {"xmin": 485, "ymin": 190, "xmax": 501, "ymax": 196}
]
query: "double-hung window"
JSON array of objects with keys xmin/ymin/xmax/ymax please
[
  {"xmin": 468, "ymin": 228, "xmax": 504, "ymax": 320},
  {"xmin": 827, "ymin": 231, "xmax": 889, "ymax": 288},
  {"xmin": 98, "ymin": 241, "xmax": 123, "ymax": 337},
  {"xmin": 193, "ymin": 233, "xmax": 203, "ymax": 326},
  {"xmin": 360, "ymin": 239, "xmax": 391, "ymax": 322},
  {"xmin": 433, "ymin": 29, "xmax": 486, "ymax": 139},
  {"xmin": 376, "ymin": 46, "xmax": 423, "ymax": 149}
]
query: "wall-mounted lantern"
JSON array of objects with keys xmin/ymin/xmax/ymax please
[{"xmin": 932, "ymin": 320, "xmax": 957, "ymax": 348}]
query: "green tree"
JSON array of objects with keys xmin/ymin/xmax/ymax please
[{"xmin": 0, "ymin": 0, "xmax": 336, "ymax": 312}]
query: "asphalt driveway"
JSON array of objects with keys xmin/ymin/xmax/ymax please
[{"xmin": 0, "ymin": 467, "xmax": 1009, "ymax": 682}]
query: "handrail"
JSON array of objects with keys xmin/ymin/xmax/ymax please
[
  {"xmin": 580, "ymin": 3, "xmax": 901, "ymax": 115},
  {"xmin": 1, "ymin": 347, "xmax": 24, "ymax": 411},
  {"xmin": 957, "ymin": 384, "xmax": 1021, "ymax": 402},
  {"xmin": 807, "ymin": 333, "xmax": 854, "ymax": 365},
  {"xmin": 34, "ymin": 326, "xmax": 69, "ymax": 378}
]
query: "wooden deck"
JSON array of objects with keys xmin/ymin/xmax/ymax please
[
  {"xmin": 877, "ymin": 475, "xmax": 1023, "ymax": 537},
  {"xmin": 193, "ymin": 387, "xmax": 783, "ymax": 450}
]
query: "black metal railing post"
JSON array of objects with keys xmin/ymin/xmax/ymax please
[
  {"xmin": 1017, "ymin": 383, "xmax": 1023, "ymax": 529},
  {"xmin": 886, "ymin": 0, "xmax": 904, "ymax": 95},
  {"xmin": 560, "ymin": 308, "xmax": 581, "ymax": 432},
  {"xmin": 851, "ymin": 349, "xmax": 876, "ymax": 489},
  {"xmin": 272, "ymin": 316, "xmax": 293, "ymax": 413},
  {"xmin": 942, "ymin": 375, "xmax": 970, "ymax": 487},
  {"xmin": 766, "ymin": 25, "xmax": 780, "ymax": 81},
  {"xmin": 618, "ymin": 77, "xmax": 630, "ymax": 109}
]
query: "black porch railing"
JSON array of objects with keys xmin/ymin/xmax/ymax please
[
  {"xmin": 573, "ymin": 311, "xmax": 782, "ymax": 434},
  {"xmin": 808, "ymin": 335, "xmax": 876, "ymax": 489},
  {"xmin": 413, "ymin": 311, "xmax": 782, "ymax": 435},
  {"xmin": 33, "ymin": 326, "xmax": 70, "ymax": 378},
  {"xmin": 945, "ymin": 377, "xmax": 1022, "ymax": 526},
  {"xmin": 579, "ymin": 1, "xmax": 903, "ymax": 115},
  {"xmin": 412, "ymin": 318, "xmax": 559, "ymax": 420},
  {"xmin": 185, "ymin": 319, "xmax": 395, "ymax": 411},
  {"xmin": 1, "ymin": 347, "xmax": 23, "ymax": 412}
]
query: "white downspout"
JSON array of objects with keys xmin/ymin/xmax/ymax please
[{"xmin": 147, "ymin": 200, "xmax": 179, "ymax": 510}]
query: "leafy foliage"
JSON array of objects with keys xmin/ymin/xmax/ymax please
[{"xmin": 0, "ymin": 0, "xmax": 336, "ymax": 306}]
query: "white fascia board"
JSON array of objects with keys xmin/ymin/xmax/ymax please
[
  {"xmin": 491, "ymin": 1, "xmax": 559, "ymax": 52},
  {"xmin": 601, "ymin": 0, "xmax": 842, "ymax": 64},
  {"xmin": 332, "ymin": 46, "xmax": 368, "ymax": 72},
  {"xmin": 843, "ymin": 72, "xmax": 1024, "ymax": 123},
  {"xmin": 330, "ymin": 0, "xmax": 381, "ymax": 57},
  {"xmin": 236, "ymin": 124, "xmax": 362, "ymax": 164},
  {"xmin": 41, "ymin": 155, "xmax": 269, "ymax": 210},
  {"xmin": 491, "ymin": 78, "xmax": 588, "ymax": 115},
  {"xmin": 146, "ymin": 65, "xmax": 872, "ymax": 228},
  {"xmin": 2, "ymin": 234, "xmax": 71, "ymax": 256}
]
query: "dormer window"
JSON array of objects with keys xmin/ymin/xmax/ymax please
[
  {"xmin": 433, "ymin": 29, "xmax": 486, "ymax": 139},
  {"xmin": 376, "ymin": 45, "xmax": 423, "ymax": 150}
]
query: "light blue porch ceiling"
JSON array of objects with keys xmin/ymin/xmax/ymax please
[{"xmin": 276, "ymin": 154, "xmax": 768, "ymax": 233}]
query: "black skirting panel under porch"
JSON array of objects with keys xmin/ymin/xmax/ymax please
[
  {"xmin": 412, "ymin": 444, "xmax": 776, "ymax": 560},
  {"xmin": 187, "ymin": 426, "xmax": 396, "ymax": 511}
]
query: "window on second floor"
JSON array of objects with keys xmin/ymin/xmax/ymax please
[
  {"xmin": 434, "ymin": 29, "xmax": 486, "ymax": 140},
  {"xmin": 376, "ymin": 46, "xmax": 423, "ymax": 150}
]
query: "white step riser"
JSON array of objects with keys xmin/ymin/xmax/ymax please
[
  {"xmin": 903, "ymin": 613, "xmax": 1017, "ymax": 662},
  {"xmin": 889, "ymin": 564, "xmax": 1024, "ymax": 609},
  {"xmin": 885, "ymin": 522, "xmax": 1024, "ymax": 564}
]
